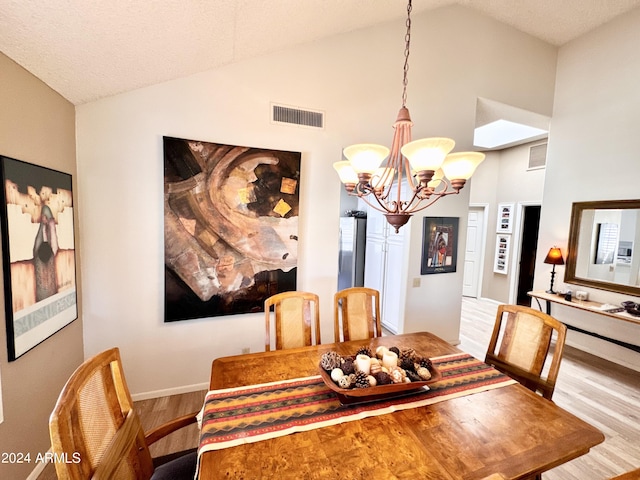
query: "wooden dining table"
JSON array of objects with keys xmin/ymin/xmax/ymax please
[{"xmin": 198, "ymin": 332, "xmax": 604, "ymax": 479}]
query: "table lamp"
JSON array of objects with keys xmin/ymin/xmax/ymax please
[{"xmin": 544, "ymin": 247, "xmax": 565, "ymax": 294}]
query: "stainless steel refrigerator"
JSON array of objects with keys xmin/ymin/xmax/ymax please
[{"xmin": 338, "ymin": 216, "xmax": 367, "ymax": 290}]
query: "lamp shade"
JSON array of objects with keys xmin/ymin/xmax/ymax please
[
  {"xmin": 400, "ymin": 137, "xmax": 455, "ymax": 172},
  {"xmin": 343, "ymin": 143, "xmax": 390, "ymax": 174},
  {"xmin": 371, "ymin": 167, "xmax": 395, "ymax": 189},
  {"xmin": 441, "ymin": 152, "xmax": 486, "ymax": 180},
  {"xmin": 544, "ymin": 247, "xmax": 565, "ymax": 265},
  {"xmin": 333, "ymin": 161, "xmax": 358, "ymax": 184},
  {"xmin": 427, "ymin": 168, "xmax": 445, "ymax": 189}
]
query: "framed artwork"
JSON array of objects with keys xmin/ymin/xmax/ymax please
[
  {"xmin": 421, "ymin": 217, "xmax": 459, "ymax": 275},
  {"xmin": 163, "ymin": 136, "xmax": 301, "ymax": 321},
  {"xmin": 494, "ymin": 234, "xmax": 511, "ymax": 274},
  {"xmin": 497, "ymin": 203, "xmax": 514, "ymax": 234},
  {"xmin": 0, "ymin": 156, "xmax": 77, "ymax": 361}
]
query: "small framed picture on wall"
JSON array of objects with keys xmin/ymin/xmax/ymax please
[
  {"xmin": 493, "ymin": 234, "xmax": 511, "ymax": 274},
  {"xmin": 496, "ymin": 203, "xmax": 514, "ymax": 234},
  {"xmin": 421, "ymin": 217, "xmax": 459, "ymax": 275}
]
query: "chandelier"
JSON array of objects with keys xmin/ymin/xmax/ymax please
[{"xmin": 334, "ymin": 0, "xmax": 485, "ymax": 233}]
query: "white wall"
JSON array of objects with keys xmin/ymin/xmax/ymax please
[
  {"xmin": 469, "ymin": 143, "xmax": 546, "ymax": 303},
  {"xmin": 76, "ymin": 5, "xmax": 557, "ymax": 396},
  {"xmin": 535, "ymin": 7, "xmax": 640, "ymax": 370}
]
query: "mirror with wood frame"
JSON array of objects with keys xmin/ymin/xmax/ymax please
[{"xmin": 566, "ymin": 200, "xmax": 640, "ymax": 296}]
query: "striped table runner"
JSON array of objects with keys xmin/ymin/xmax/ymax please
[{"xmin": 197, "ymin": 352, "xmax": 516, "ymax": 456}]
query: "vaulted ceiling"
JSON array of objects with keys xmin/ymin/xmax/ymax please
[{"xmin": 1, "ymin": 0, "xmax": 639, "ymax": 105}]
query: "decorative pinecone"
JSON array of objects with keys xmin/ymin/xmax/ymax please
[
  {"xmin": 355, "ymin": 346, "xmax": 372, "ymax": 357},
  {"xmin": 354, "ymin": 371, "xmax": 370, "ymax": 388},
  {"xmin": 320, "ymin": 351, "xmax": 342, "ymax": 371},
  {"xmin": 341, "ymin": 357, "xmax": 356, "ymax": 375},
  {"xmin": 373, "ymin": 371, "xmax": 392, "ymax": 385},
  {"xmin": 418, "ymin": 357, "xmax": 433, "ymax": 369},
  {"xmin": 406, "ymin": 370, "xmax": 421, "ymax": 382},
  {"xmin": 399, "ymin": 347, "xmax": 417, "ymax": 361},
  {"xmin": 400, "ymin": 357, "xmax": 415, "ymax": 372},
  {"xmin": 389, "ymin": 346, "xmax": 400, "ymax": 356}
]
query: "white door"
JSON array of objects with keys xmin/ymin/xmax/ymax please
[
  {"xmin": 462, "ymin": 207, "xmax": 485, "ymax": 298},
  {"xmin": 381, "ymin": 234, "xmax": 404, "ymax": 333}
]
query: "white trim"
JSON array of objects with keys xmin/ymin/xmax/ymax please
[
  {"xmin": 508, "ymin": 201, "xmax": 541, "ymax": 304},
  {"xmin": 468, "ymin": 203, "xmax": 489, "ymax": 299},
  {"xmin": 478, "ymin": 296, "xmax": 503, "ymax": 306},
  {"xmin": 130, "ymin": 382, "xmax": 209, "ymax": 401}
]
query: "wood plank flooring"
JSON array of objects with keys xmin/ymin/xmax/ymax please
[{"xmin": 38, "ymin": 297, "xmax": 639, "ymax": 479}]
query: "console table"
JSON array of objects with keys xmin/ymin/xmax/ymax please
[{"xmin": 528, "ymin": 290, "xmax": 640, "ymax": 353}]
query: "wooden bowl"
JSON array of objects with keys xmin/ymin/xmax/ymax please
[{"xmin": 318, "ymin": 362, "xmax": 442, "ymax": 403}]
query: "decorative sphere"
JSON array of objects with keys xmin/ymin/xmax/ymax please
[{"xmin": 331, "ymin": 368, "xmax": 345, "ymax": 382}]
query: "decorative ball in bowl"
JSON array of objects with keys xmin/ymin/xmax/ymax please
[{"xmin": 318, "ymin": 345, "xmax": 441, "ymax": 398}]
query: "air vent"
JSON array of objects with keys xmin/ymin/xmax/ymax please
[
  {"xmin": 271, "ymin": 103, "xmax": 324, "ymax": 129},
  {"xmin": 528, "ymin": 142, "xmax": 547, "ymax": 170}
]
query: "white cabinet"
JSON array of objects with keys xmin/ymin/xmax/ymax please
[{"xmin": 359, "ymin": 198, "xmax": 407, "ymax": 334}]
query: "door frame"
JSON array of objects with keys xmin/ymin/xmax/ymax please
[
  {"xmin": 466, "ymin": 203, "xmax": 489, "ymax": 299},
  {"xmin": 508, "ymin": 201, "xmax": 542, "ymax": 304}
]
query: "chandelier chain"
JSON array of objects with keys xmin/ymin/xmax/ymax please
[{"xmin": 401, "ymin": 0, "xmax": 412, "ymax": 108}]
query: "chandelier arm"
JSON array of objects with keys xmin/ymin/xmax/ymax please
[
  {"xmin": 354, "ymin": 189, "xmax": 399, "ymax": 215},
  {"xmin": 404, "ymin": 190, "xmax": 461, "ymax": 215}
]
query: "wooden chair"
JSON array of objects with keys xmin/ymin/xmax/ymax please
[
  {"xmin": 264, "ymin": 291, "xmax": 321, "ymax": 351},
  {"xmin": 334, "ymin": 287, "xmax": 382, "ymax": 342},
  {"xmin": 485, "ymin": 304, "xmax": 567, "ymax": 401},
  {"xmin": 49, "ymin": 348, "xmax": 199, "ymax": 480}
]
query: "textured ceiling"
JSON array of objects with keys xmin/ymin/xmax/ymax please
[{"xmin": 1, "ymin": 0, "xmax": 639, "ymax": 105}]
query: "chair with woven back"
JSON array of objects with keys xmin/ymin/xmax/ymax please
[
  {"xmin": 334, "ymin": 287, "xmax": 382, "ymax": 342},
  {"xmin": 49, "ymin": 347, "xmax": 199, "ymax": 480},
  {"xmin": 485, "ymin": 304, "xmax": 567, "ymax": 401},
  {"xmin": 264, "ymin": 291, "xmax": 321, "ymax": 351}
]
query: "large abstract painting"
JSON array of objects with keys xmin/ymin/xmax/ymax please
[
  {"xmin": 163, "ymin": 137, "xmax": 300, "ymax": 321},
  {"xmin": 0, "ymin": 156, "xmax": 77, "ymax": 361}
]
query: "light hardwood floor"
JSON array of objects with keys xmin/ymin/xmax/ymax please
[{"xmin": 38, "ymin": 297, "xmax": 639, "ymax": 479}]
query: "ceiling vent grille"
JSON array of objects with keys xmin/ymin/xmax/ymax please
[
  {"xmin": 528, "ymin": 142, "xmax": 547, "ymax": 170},
  {"xmin": 271, "ymin": 103, "xmax": 324, "ymax": 129}
]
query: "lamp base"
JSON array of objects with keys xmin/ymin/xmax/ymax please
[{"xmin": 547, "ymin": 268, "xmax": 557, "ymax": 295}]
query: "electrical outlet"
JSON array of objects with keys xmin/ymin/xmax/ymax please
[
  {"xmin": 241, "ymin": 347, "xmax": 250, "ymax": 354},
  {"xmin": 412, "ymin": 277, "xmax": 421, "ymax": 288}
]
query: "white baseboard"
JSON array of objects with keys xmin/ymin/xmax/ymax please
[
  {"xmin": 131, "ymin": 382, "xmax": 209, "ymax": 401},
  {"xmin": 477, "ymin": 296, "xmax": 502, "ymax": 305}
]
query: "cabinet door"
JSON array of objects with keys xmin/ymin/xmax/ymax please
[
  {"xmin": 364, "ymin": 237, "xmax": 385, "ymax": 293},
  {"xmin": 381, "ymin": 237, "xmax": 404, "ymax": 333}
]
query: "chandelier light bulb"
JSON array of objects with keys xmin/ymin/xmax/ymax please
[
  {"xmin": 441, "ymin": 152, "xmax": 486, "ymax": 180},
  {"xmin": 400, "ymin": 137, "xmax": 455, "ymax": 173},
  {"xmin": 333, "ymin": 161, "xmax": 359, "ymax": 184},
  {"xmin": 343, "ymin": 144, "xmax": 390, "ymax": 174}
]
